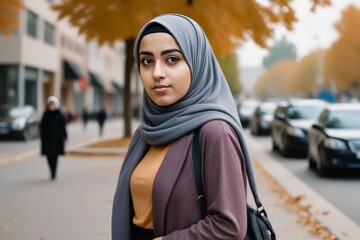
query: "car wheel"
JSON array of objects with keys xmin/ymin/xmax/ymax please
[
  {"xmin": 281, "ymin": 134, "xmax": 290, "ymax": 156},
  {"xmin": 271, "ymin": 135, "xmax": 278, "ymax": 151},
  {"xmin": 250, "ymin": 123, "xmax": 256, "ymax": 135}
]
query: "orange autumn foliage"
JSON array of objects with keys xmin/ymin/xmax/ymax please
[
  {"xmin": 52, "ymin": 0, "xmax": 331, "ymax": 56},
  {"xmin": 0, "ymin": 0, "xmax": 22, "ymax": 35}
]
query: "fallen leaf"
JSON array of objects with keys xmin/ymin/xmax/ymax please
[
  {"xmin": 0, "ymin": 224, "xmax": 9, "ymax": 230},
  {"xmin": 82, "ymin": 196, "xmax": 89, "ymax": 204}
]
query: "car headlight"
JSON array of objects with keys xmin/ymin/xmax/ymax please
[
  {"xmin": 286, "ymin": 126, "xmax": 305, "ymax": 138},
  {"xmin": 11, "ymin": 118, "xmax": 27, "ymax": 130},
  {"xmin": 324, "ymin": 138, "xmax": 347, "ymax": 150}
]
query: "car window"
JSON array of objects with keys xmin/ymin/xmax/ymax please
[
  {"xmin": 288, "ymin": 104, "xmax": 324, "ymax": 120},
  {"xmin": 260, "ymin": 104, "xmax": 277, "ymax": 115},
  {"xmin": 0, "ymin": 107, "xmax": 31, "ymax": 118},
  {"xmin": 326, "ymin": 110, "xmax": 360, "ymax": 128}
]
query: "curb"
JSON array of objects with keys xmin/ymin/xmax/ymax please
[
  {"xmin": 245, "ymin": 132, "xmax": 360, "ymax": 240},
  {"xmin": 65, "ymin": 135, "xmax": 127, "ymax": 156},
  {"xmin": 67, "ymin": 147, "xmax": 127, "ymax": 155}
]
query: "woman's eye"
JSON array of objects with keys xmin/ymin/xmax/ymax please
[
  {"xmin": 141, "ymin": 58, "xmax": 153, "ymax": 66},
  {"xmin": 166, "ymin": 56, "xmax": 179, "ymax": 64}
]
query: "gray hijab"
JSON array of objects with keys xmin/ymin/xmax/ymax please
[
  {"xmin": 135, "ymin": 13, "xmax": 243, "ymax": 146},
  {"xmin": 112, "ymin": 13, "xmax": 258, "ymax": 239}
]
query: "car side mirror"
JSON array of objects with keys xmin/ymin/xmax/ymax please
[{"xmin": 312, "ymin": 123, "xmax": 322, "ymax": 130}]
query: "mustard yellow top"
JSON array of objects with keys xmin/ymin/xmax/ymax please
[{"xmin": 130, "ymin": 144, "xmax": 170, "ymax": 229}]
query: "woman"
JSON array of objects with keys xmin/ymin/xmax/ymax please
[
  {"xmin": 40, "ymin": 96, "xmax": 67, "ymax": 180},
  {"xmin": 112, "ymin": 14, "xmax": 249, "ymax": 239}
]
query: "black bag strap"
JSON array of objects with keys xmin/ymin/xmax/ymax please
[
  {"xmin": 192, "ymin": 127, "xmax": 268, "ymax": 218},
  {"xmin": 192, "ymin": 127, "xmax": 207, "ymax": 218}
]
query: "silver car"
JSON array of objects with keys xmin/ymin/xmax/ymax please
[{"xmin": 0, "ymin": 105, "xmax": 40, "ymax": 141}]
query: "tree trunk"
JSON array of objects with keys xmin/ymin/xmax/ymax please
[{"xmin": 124, "ymin": 38, "xmax": 135, "ymax": 137}]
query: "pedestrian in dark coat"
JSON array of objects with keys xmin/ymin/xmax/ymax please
[
  {"xmin": 40, "ymin": 96, "xmax": 67, "ymax": 180},
  {"xmin": 96, "ymin": 107, "xmax": 107, "ymax": 136}
]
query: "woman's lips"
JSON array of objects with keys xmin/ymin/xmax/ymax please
[{"xmin": 153, "ymin": 84, "xmax": 170, "ymax": 93}]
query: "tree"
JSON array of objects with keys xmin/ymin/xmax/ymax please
[
  {"xmin": 325, "ymin": 5, "xmax": 360, "ymax": 95},
  {"xmin": 52, "ymin": 0, "xmax": 331, "ymax": 137},
  {"xmin": 217, "ymin": 53, "xmax": 242, "ymax": 96},
  {"xmin": 0, "ymin": 0, "xmax": 22, "ymax": 35},
  {"xmin": 262, "ymin": 35, "xmax": 297, "ymax": 68},
  {"xmin": 286, "ymin": 51, "xmax": 322, "ymax": 96},
  {"xmin": 253, "ymin": 59, "xmax": 297, "ymax": 99}
]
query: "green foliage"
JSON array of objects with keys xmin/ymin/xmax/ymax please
[
  {"xmin": 217, "ymin": 54, "xmax": 242, "ymax": 95},
  {"xmin": 262, "ymin": 36, "xmax": 297, "ymax": 68}
]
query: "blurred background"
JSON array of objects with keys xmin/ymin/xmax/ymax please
[{"xmin": 2, "ymin": 0, "xmax": 359, "ymax": 132}]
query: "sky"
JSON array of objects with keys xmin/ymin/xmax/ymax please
[{"xmin": 237, "ymin": 0, "xmax": 360, "ymax": 67}]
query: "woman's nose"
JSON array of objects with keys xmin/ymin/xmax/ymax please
[{"xmin": 152, "ymin": 62, "xmax": 166, "ymax": 79}]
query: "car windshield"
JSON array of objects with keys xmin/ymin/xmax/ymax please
[
  {"xmin": 288, "ymin": 104, "xmax": 324, "ymax": 120},
  {"xmin": 0, "ymin": 107, "xmax": 31, "ymax": 118},
  {"xmin": 326, "ymin": 110, "xmax": 360, "ymax": 128},
  {"xmin": 260, "ymin": 104, "xmax": 277, "ymax": 115}
]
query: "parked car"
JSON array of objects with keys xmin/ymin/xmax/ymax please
[
  {"xmin": 238, "ymin": 99, "xmax": 259, "ymax": 128},
  {"xmin": 250, "ymin": 101, "xmax": 277, "ymax": 135},
  {"xmin": 0, "ymin": 105, "xmax": 40, "ymax": 141},
  {"xmin": 271, "ymin": 99, "xmax": 327, "ymax": 156},
  {"xmin": 307, "ymin": 103, "xmax": 360, "ymax": 176}
]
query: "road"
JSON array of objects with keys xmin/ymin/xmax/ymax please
[
  {"xmin": 245, "ymin": 130, "xmax": 360, "ymax": 226},
  {"xmin": 0, "ymin": 119, "xmax": 130, "ymax": 240}
]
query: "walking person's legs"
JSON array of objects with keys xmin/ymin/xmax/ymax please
[{"xmin": 46, "ymin": 155, "xmax": 58, "ymax": 180}]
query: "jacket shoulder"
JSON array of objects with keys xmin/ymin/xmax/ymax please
[{"xmin": 200, "ymin": 120, "xmax": 237, "ymax": 140}]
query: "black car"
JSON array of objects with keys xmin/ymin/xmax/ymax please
[
  {"xmin": 250, "ymin": 101, "xmax": 277, "ymax": 135},
  {"xmin": 308, "ymin": 103, "xmax": 360, "ymax": 176},
  {"xmin": 0, "ymin": 105, "xmax": 40, "ymax": 141},
  {"xmin": 271, "ymin": 99, "xmax": 327, "ymax": 156},
  {"xmin": 238, "ymin": 99, "xmax": 259, "ymax": 128}
]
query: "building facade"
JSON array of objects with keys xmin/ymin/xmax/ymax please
[{"xmin": 0, "ymin": 0, "xmax": 126, "ymax": 119}]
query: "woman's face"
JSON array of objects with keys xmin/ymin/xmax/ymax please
[
  {"xmin": 139, "ymin": 32, "xmax": 191, "ymax": 106},
  {"xmin": 48, "ymin": 101, "xmax": 56, "ymax": 111}
]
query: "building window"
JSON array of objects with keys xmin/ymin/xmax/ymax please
[
  {"xmin": 25, "ymin": 67, "xmax": 38, "ymax": 108},
  {"xmin": 44, "ymin": 21, "xmax": 55, "ymax": 45},
  {"xmin": 0, "ymin": 65, "xmax": 19, "ymax": 106},
  {"xmin": 26, "ymin": 10, "xmax": 38, "ymax": 38}
]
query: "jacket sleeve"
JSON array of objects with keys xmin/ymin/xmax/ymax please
[{"xmin": 164, "ymin": 121, "xmax": 248, "ymax": 239}]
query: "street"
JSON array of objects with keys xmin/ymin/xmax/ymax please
[
  {"xmin": 0, "ymin": 119, "xmax": 129, "ymax": 240},
  {"xmin": 245, "ymin": 130, "xmax": 360, "ymax": 226}
]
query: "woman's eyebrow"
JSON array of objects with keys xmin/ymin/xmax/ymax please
[
  {"xmin": 160, "ymin": 49, "xmax": 182, "ymax": 55},
  {"xmin": 139, "ymin": 49, "xmax": 182, "ymax": 56}
]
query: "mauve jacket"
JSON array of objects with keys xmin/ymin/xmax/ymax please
[{"xmin": 112, "ymin": 120, "xmax": 247, "ymax": 239}]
